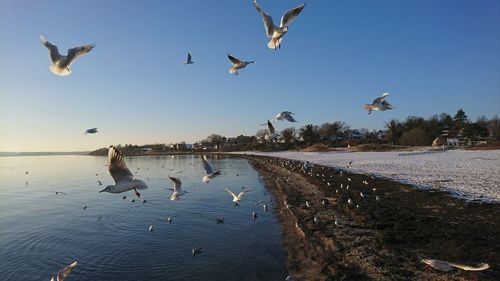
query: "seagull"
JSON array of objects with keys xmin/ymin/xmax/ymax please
[
  {"xmin": 84, "ymin": 128, "xmax": 98, "ymax": 135},
  {"xmin": 168, "ymin": 176, "xmax": 187, "ymax": 201},
  {"xmin": 201, "ymin": 155, "xmax": 220, "ymax": 183},
  {"xmin": 265, "ymin": 120, "xmax": 278, "ymax": 142},
  {"xmin": 252, "ymin": 0, "xmax": 306, "ymax": 49},
  {"xmin": 99, "ymin": 146, "xmax": 148, "ymax": 198},
  {"xmin": 216, "ymin": 217, "xmax": 224, "ymax": 224},
  {"xmin": 313, "ymin": 216, "xmax": 319, "ymax": 223},
  {"xmin": 40, "ymin": 35, "xmax": 95, "ymax": 76},
  {"xmin": 334, "ymin": 218, "xmax": 340, "ymax": 226},
  {"xmin": 149, "ymin": 225, "xmax": 153, "ymax": 232},
  {"xmin": 167, "ymin": 217, "xmax": 172, "ymax": 224},
  {"xmin": 192, "ymin": 247, "xmax": 202, "ymax": 256},
  {"xmin": 122, "ymin": 195, "xmax": 126, "ymax": 200},
  {"xmin": 227, "ymin": 53, "xmax": 255, "ymax": 75},
  {"xmin": 97, "ymin": 180, "xmax": 102, "ymax": 186},
  {"xmin": 184, "ymin": 52, "xmax": 194, "ymax": 64},
  {"xmin": 421, "ymin": 259, "xmax": 490, "ymax": 272},
  {"xmin": 252, "ymin": 211, "xmax": 258, "ymax": 220},
  {"xmin": 225, "ymin": 187, "xmax": 252, "ymax": 205},
  {"xmin": 50, "ymin": 261, "xmax": 77, "ymax": 281},
  {"xmin": 364, "ymin": 92, "xmax": 393, "ymax": 114},
  {"xmin": 53, "ymin": 191, "xmax": 67, "ymax": 195},
  {"xmin": 272, "ymin": 111, "xmax": 297, "ymax": 122}
]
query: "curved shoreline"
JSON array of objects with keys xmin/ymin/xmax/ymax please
[{"xmin": 244, "ymin": 155, "xmax": 500, "ymax": 281}]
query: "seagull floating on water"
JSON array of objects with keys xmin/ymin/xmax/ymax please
[
  {"xmin": 227, "ymin": 53, "xmax": 255, "ymax": 75},
  {"xmin": 252, "ymin": 0, "xmax": 306, "ymax": 49},
  {"xmin": 364, "ymin": 92, "xmax": 393, "ymax": 114},
  {"xmin": 184, "ymin": 52, "xmax": 194, "ymax": 65},
  {"xmin": 50, "ymin": 261, "xmax": 77, "ymax": 281},
  {"xmin": 53, "ymin": 191, "xmax": 67, "ymax": 195},
  {"xmin": 216, "ymin": 217, "xmax": 224, "ymax": 224},
  {"xmin": 225, "ymin": 187, "xmax": 252, "ymax": 205},
  {"xmin": 84, "ymin": 128, "xmax": 98, "ymax": 135},
  {"xmin": 201, "ymin": 155, "xmax": 220, "ymax": 183},
  {"xmin": 167, "ymin": 217, "xmax": 172, "ymax": 224},
  {"xmin": 168, "ymin": 176, "xmax": 187, "ymax": 200},
  {"xmin": 40, "ymin": 35, "xmax": 94, "ymax": 76},
  {"xmin": 192, "ymin": 247, "xmax": 202, "ymax": 256},
  {"xmin": 149, "ymin": 225, "xmax": 153, "ymax": 232},
  {"xmin": 100, "ymin": 146, "xmax": 148, "ymax": 198}
]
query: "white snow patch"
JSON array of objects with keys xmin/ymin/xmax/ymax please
[{"xmin": 234, "ymin": 150, "xmax": 500, "ymax": 203}]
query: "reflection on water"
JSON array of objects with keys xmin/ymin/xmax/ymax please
[{"xmin": 0, "ymin": 155, "xmax": 286, "ymax": 281}]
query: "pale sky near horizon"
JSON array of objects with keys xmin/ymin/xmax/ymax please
[{"xmin": 1, "ymin": 0, "xmax": 499, "ymax": 152}]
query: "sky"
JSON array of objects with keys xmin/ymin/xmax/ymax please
[{"xmin": 1, "ymin": 0, "xmax": 499, "ymax": 152}]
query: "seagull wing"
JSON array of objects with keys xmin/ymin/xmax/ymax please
[
  {"xmin": 40, "ymin": 35, "xmax": 61, "ymax": 64},
  {"xmin": 267, "ymin": 120, "xmax": 276, "ymax": 135},
  {"xmin": 201, "ymin": 155, "xmax": 215, "ymax": 175},
  {"xmin": 280, "ymin": 3, "xmax": 306, "ymax": 28},
  {"xmin": 225, "ymin": 188, "xmax": 238, "ymax": 200},
  {"xmin": 57, "ymin": 261, "xmax": 77, "ymax": 281},
  {"xmin": 169, "ymin": 176, "xmax": 182, "ymax": 191},
  {"xmin": 253, "ymin": 0, "xmax": 275, "ymax": 38},
  {"xmin": 227, "ymin": 53, "xmax": 242, "ymax": 66},
  {"xmin": 65, "ymin": 44, "xmax": 95, "ymax": 67},
  {"xmin": 107, "ymin": 146, "xmax": 133, "ymax": 184},
  {"xmin": 238, "ymin": 189, "xmax": 252, "ymax": 199},
  {"xmin": 284, "ymin": 113, "xmax": 297, "ymax": 122}
]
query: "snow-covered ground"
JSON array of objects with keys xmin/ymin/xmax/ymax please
[{"xmin": 234, "ymin": 150, "xmax": 500, "ymax": 203}]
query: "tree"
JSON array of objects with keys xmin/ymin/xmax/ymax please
[
  {"xmin": 299, "ymin": 124, "xmax": 320, "ymax": 146},
  {"xmin": 255, "ymin": 129, "xmax": 268, "ymax": 142},
  {"xmin": 453, "ymin": 108, "xmax": 468, "ymax": 130},
  {"xmin": 318, "ymin": 122, "xmax": 344, "ymax": 140},
  {"xmin": 385, "ymin": 119, "xmax": 404, "ymax": 144},
  {"xmin": 399, "ymin": 128, "xmax": 427, "ymax": 146},
  {"xmin": 462, "ymin": 122, "xmax": 489, "ymax": 141},
  {"xmin": 205, "ymin": 134, "xmax": 224, "ymax": 150},
  {"xmin": 281, "ymin": 127, "xmax": 297, "ymax": 144}
]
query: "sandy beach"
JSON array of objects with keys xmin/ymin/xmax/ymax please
[{"xmin": 242, "ymin": 155, "xmax": 500, "ymax": 281}]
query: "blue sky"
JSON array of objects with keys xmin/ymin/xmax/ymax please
[{"xmin": 1, "ymin": 0, "xmax": 499, "ymax": 151}]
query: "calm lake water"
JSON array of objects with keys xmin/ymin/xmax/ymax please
[{"xmin": 0, "ymin": 155, "xmax": 286, "ymax": 281}]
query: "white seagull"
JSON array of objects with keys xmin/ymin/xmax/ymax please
[
  {"xmin": 201, "ymin": 155, "xmax": 220, "ymax": 183},
  {"xmin": 40, "ymin": 35, "xmax": 94, "ymax": 76},
  {"xmin": 225, "ymin": 187, "xmax": 252, "ymax": 205},
  {"xmin": 272, "ymin": 111, "xmax": 297, "ymax": 122},
  {"xmin": 50, "ymin": 261, "xmax": 77, "ymax": 281},
  {"xmin": 364, "ymin": 92, "xmax": 393, "ymax": 114},
  {"xmin": 184, "ymin": 52, "xmax": 194, "ymax": 65},
  {"xmin": 227, "ymin": 53, "xmax": 255, "ymax": 75},
  {"xmin": 252, "ymin": 0, "xmax": 306, "ymax": 49},
  {"xmin": 265, "ymin": 120, "xmax": 278, "ymax": 142},
  {"xmin": 99, "ymin": 146, "xmax": 148, "ymax": 197},
  {"xmin": 168, "ymin": 176, "xmax": 187, "ymax": 201}
]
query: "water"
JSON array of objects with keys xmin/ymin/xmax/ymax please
[{"xmin": 0, "ymin": 155, "xmax": 286, "ymax": 281}]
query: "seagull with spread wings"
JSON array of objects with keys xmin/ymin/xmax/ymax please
[
  {"xmin": 40, "ymin": 35, "xmax": 95, "ymax": 76},
  {"xmin": 168, "ymin": 176, "xmax": 187, "ymax": 201},
  {"xmin": 84, "ymin": 128, "xmax": 98, "ymax": 135},
  {"xmin": 227, "ymin": 53, "xmax": 255, "ymax": 75},
  {"xmin": 272, "ymin": 111, "xmax": 297, "ymax": 122},
  {"xmin": 364, "ymin": 92, "xmax": 393, "ymax": 114},
  {"xmin": 225, "ymin": 188, "xmax": 252, "ymax": 205},
  {"xmin": 99, "ymin": 146, "xmax": 148, "ymax": 198},
  {"xmin": 201, "ymin": 155, "xmax": 220, "ymax": 183},
  {"xmin": 50, "ymin": 261, "xmax": 77, "ymax": 281},
  {"xmin": 252, "ymin": 0, "xmax": 306, "ymax": 49}
]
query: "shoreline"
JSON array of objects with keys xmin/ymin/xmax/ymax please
[{"xmin": 243, "ymin": 155, "xmax": 499, "ymax": 280}]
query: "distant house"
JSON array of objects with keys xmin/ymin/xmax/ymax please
[
  {"xmin": 446, "ymin": 138, "xmax": 459, "ymax": 146},
  {"xmin": 349, "ymin": 131, "xmax": 364, "ymax": 140},
  {"xmin": 142, "ymin": 147, "xmax": 152, "ymax": 151},
  {"xmin": 376, "ymin": 130, "xmax": 386, "ymax": 140}
]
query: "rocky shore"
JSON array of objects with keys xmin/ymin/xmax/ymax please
[{"xmin": 244, "ymin": 155, "xmax": 500, "ymax": 281}]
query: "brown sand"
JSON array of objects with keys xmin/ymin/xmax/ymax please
[{"xmin": 243, "ymin": 155, "xmax": 499, "ymax": 281}]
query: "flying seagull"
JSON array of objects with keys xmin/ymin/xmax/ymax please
[
  {"xmin": 201, "ymin": 155, "xmax": 220, "ymax": 183},
  {"xmin": 227, "ymin": 53, "xmax": 255, "ymax": 75},
  {"xmin": 168, "ymin": 176, "xmax": 187, "ymax": 201},
  {"xmin": 252, "ymin": 0, "xmax": 306, "ymax": 49},
  {"xmin": 421, "ymin": 259, "xmax": 489, "ymax": 272},
  {"xmin": 99, "ymin": 146, "xmax": 148, "ymax": 197},
  {"xmin": 184, "ymin": 52, "xmax": 194, "ymax": 65},
  {"xmin": 364, "ymin": 92, "xmax": 393, "ymax": 114},
  {"xmin": 272, "ymin": 111, "xmax": 297, "ymax": 122},
  {"xmin": 225, "ymin": 187, "xmax": 252, "ymax": 205},
  {"xmin": 265, "ymin": 120, "xmax": 278, "ymax": 142},
  {"xmin": 84, "ymin": 128, "xmax": 98, "ymax": 135},
  {"xmin": 40, "ymin": 35, "xmax": 95, "ymax": 76},
  {"xmin": 50, "ymin": 261, "xmax": 77, "ymax": 281}
]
